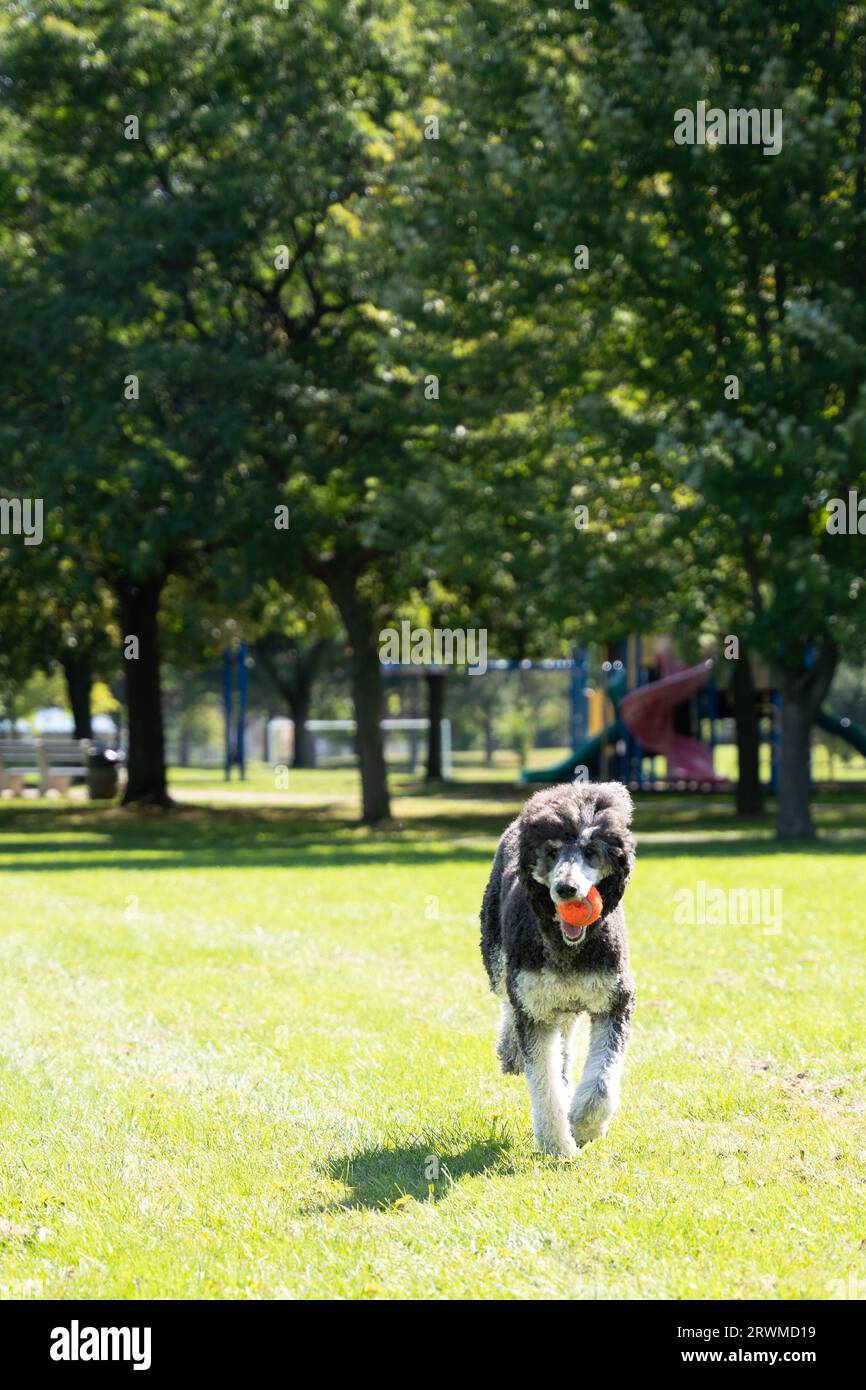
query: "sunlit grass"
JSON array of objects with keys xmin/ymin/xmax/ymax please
[{"xmin": 0, "ymin": 786, "xmax": 863, "ymax": 1299}]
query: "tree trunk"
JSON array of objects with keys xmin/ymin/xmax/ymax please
[
  {"xmin": 775, "ymin": 641, "xmax": 838, "ymax": 839},
  {"xmin": 61, "ymin": 649, "xmax": 93, "ymax": 741},
  {"xmin": 730, "ymin": 647, "xmax": 763, "ymax": 816},
  {"xmin": 254, "ymin": 638, "xmax": 329, "ymax": 770},
  {"xmin": 777, "ymin": 699, "xmax": 816, "ymax": 838},
  {"xmin": 327, "ymin": 571, "xmax": 390, "ymax": 823},
  {"xmin": 116, "ymin": 577, "xmax": 171, "ymax": 807},
  {"xmin": 483, "ymin": 713, "xmax": 496, "ymax": 763},
  {"xmin": 287, "ymin": 678, "xmax": 317, "ymax": 769},
  {"xmin": 425, "ymin": 672, "xmax": 446, "ymax": 780}
]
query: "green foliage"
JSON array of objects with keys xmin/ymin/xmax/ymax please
[
  {"xmin": 416, "ymin": 2, "xmax": 866, "ymax": 671},
  {"xmin": 1, "ymin": 1, "xmax": 865, "ymax": 820},
  {"xmin": 570, "ymin": 3, "xmax": 866, "ymax": 670},
  {"xmin": 1, "ymin": 666, "xmax": 66, "ymax": 726},
  {"xmin": 0, "ymin": 0, "xmax": 427, "ymax": 596}
]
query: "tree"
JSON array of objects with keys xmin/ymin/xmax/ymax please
[
  {"xmin": 429, "ymin": 0, "xmax": 866, "ymax": 836},
  {"xmin": 0, "ymin": 526, "xmax": 117, "ymax": 741},
  {"xmin": 0, "ymin": 0, "xmax": 421, "ymax": 811},
  {"xmin": 246, "ymin": 584, "xmax": 341, "ymax": 769},
  {"xmin": 563, "ymin": 2, "xmax": 866, "ymax": 836}
]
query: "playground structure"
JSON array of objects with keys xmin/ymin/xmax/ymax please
[
  {"xmin": 216, "ymin": 633, "xmax": 866, "ymax": 788},
  {"xmin": 222, "ymin": 642, "xmax": 250, "ymax": 780},
  {"xmin": 521, "ymin": 637, "xmax": 866, "ymax": 790}
]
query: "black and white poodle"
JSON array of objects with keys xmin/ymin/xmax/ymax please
[{"xmin": 480, "ymin": 781, "xmax": 636, "ymax": 1157}]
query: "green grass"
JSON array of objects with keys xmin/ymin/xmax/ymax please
[{"xmin": 0, "ymin": 780, "xmax": 864, "ymax": 1300}]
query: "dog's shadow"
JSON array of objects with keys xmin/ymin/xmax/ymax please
[{"xmin": 320, "ymin": 1127, "xmax": 512, "ymax": 1212}]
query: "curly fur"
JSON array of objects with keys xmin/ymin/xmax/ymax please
[{"xmin": 480, "ymin": 781, "xmax": 637, "ymax": 1156}]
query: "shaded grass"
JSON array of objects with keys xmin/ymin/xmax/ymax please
[{"xmin": 0, "ymin": 785, "xmax": 864, "ymax": 1299}]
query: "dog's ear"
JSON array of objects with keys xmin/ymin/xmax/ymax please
[
  {"xmin": 594, "ymin": 782, "xmax": 634, "ymax": 826},
  {"xmin": 516, "ymin": 808, "xmax": 556, "ymax": 924},
  {"xmin": 593, "ymin": 785, "xmax": 636, "ymax": 914}
]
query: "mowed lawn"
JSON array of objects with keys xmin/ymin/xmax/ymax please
[{"xmin": 0, "ymin": 780, "xmax": 864, "ymax": 1300}]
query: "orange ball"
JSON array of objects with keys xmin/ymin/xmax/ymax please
[{"xmin": 557, "ymin": 886, "xmax": 603, "ymax": 928}]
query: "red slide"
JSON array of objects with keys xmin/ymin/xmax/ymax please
[{"xmin": 619, "ymin": 659, "xmax": 722, "ymax": 781}]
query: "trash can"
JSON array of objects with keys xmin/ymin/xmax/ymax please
[{"xmin": 87, "ymin": 745, "xmax": 120, "ymax": 800}]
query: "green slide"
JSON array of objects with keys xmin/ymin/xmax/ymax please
[
  {"xmin": 521, "ymin": 718, "xmax": 626, "ymax": 784},
  {"xmin": 815, "ymin": 708, "xmax": 866, "ymax": 759},
  {"xmin": 521, "ymin": 670, "xmax": 628, "ymax": 784}
]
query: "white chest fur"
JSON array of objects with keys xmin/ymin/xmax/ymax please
[{"xmin": 514, "ymin": 966, "xmax": 618, "ymax": 1022}]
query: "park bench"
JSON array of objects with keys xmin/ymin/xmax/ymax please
[
  {"xmin": 0, "ymin": 736, "xmax": 90, "ymax": 795},
  {"xmin": 0, "ymin": 737, "xmax": 40, "ymax": 795},
  {"xmin": 40, "ymin": 736, "xmax": 90, "ymax": 793}
]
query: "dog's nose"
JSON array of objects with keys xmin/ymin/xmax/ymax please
[{"xmin": 554, "ymin": 880, "xmax": 577, "ymax": 900}]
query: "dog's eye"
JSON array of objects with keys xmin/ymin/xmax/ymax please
[{"xmin": 544, "ymin": 840, "xmax": 562, "ymax": 857}]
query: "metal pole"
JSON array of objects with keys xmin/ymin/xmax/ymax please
[
  {"xmin": 770, "ymin": 691, "xmax": 781, "ymax": 794},
  {"xmin": 571, "ymin": 647, "xmax": 588, "ymax": 747},
  {"xmin": 237, "ymin": 642, "xmax": 248, "ymax": 780},
  {"xmin": 634, "ymin": 636, "xmax": 644, "ymax": 790},
  {"xmin": 222, "ymin": 648, "xmax": 233, "ymax": 781},
  {"xmin": 441, "ymin": 718, "xmax": 452, "ymax": 779}
]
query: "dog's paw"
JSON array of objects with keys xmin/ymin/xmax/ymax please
[
  {"xmin": 569, "ymin": 1113, "xmax": 611, "ymax": 1147},
  {"xmin": 537, "ymin": 1130, "xmax": 578, "ymax": 1159},
  {"xmin": 569, "ymin": 1086, "xmax": 617, "ymax": 1148},
  {"xmin": 539, "ymin": 1134, "xmax": 578, "ymax": 1156}
]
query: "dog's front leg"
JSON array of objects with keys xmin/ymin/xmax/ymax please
[
  {"xmin": 515, "ymin": 1009, "xmax": 577, "ymax": 1157},
  {"xmin": 569, "ymin": 992, "xmax": 634, "ymax": 1147},
  {"xmin": 496, "ymin": 999, "xmax": 523, "ymax": 1074}
]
